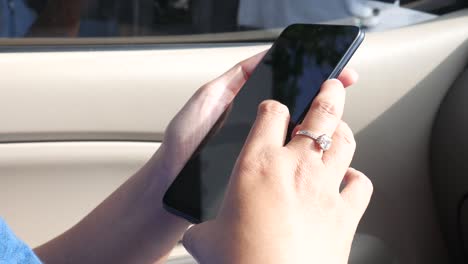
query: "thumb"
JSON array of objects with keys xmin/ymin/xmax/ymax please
[
  {"xmin": 340, "ymin": 168, "xmax": 373, "ymax": 218},
  {"xmin": 182, "ymin": 223, "xmax": 209, "ymax": 262}
]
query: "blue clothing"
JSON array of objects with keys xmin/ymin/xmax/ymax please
[
  {"xmin": 0, "ymin": 0, "xmax": 37, "ymax": 37},
  {"xmin": 0, "ymin": 218, "xmax": 41, "ymax": 264}
]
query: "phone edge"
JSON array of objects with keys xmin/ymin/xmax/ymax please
[
  {"xmin": 329, "ymin": 27, "xmax": 365, "ymax": 79},
  {"xmin": 163, "ymin": 201, "xmax": 202, "ymax": 224}
]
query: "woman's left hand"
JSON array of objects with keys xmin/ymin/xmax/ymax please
[{"xmin": 34, "ymin": 50, "xmax": 359, "ymax": 264}]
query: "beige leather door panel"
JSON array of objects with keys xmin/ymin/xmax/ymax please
[
  {"xmin": 0, "ymin": 46, "xmax": 266, "ymax": 142},
  {"xmin": 0, "ymin": 142, "xmax": 158, "ymax": 246}
]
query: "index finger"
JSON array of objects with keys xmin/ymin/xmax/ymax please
[
  {"xmin": 215, "ymin": 50, "xmax": 268, "ymax": 98},
  {"xmin": 242, "ymin": 100, "xmax": 290, "ymax": 151},
  {"xmin": 338, "ymin": 68, "xmax": 358, "ymax": 88},
  {"xmin": 288, "ymin": 79, "xmax": 346, "ymax": 156}
]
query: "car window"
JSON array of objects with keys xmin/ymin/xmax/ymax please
[{"xmin": 0, "ymin": 0, "xmax": 465, "ymax": 44}]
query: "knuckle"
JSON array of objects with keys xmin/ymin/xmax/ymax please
[
  {"xmin": 326, "ymin": 78, "xmax": 345, "ymax": 88},
  {"xmin": 194, "ymin": 82, "xmax": 229, "ymax": 104},
  {"xmin": 314, "ymin": 99, "xmax": 339, "ymax": 119},
  {"xmin": 336, "ymin": 122, "xmax": 356, "ymax": 147},
  {"xmin": 322, "ymin": 79, "xmax": 345, "ymax": 94},
  {"xmin": 293, "ymin": 159, "xmax": 321, "ymax": 191},
  {"xmin": 195, "ymin": 83, "xmax": 213, "ymax": 97},
  {"xmin": 258, "ymin": 100, "xmax": 290, "ymax": 118},
  {"xmin": 233, "ymin": 63, "xmax": 246, "ymax": 78},
  {"xmin": 239, "ymin": 147, "xmax": 276, "ymax": 173},
  {"xmin": 356, "ymin": 171, "xmax": 373, "ymax": 194},
  {"xmin": 236, "ymin": 147, "xmax": 290, "ymax": 190},
  {"xmin": 236, "ymin": 157, "xmax": 259, "ymax": 176}
]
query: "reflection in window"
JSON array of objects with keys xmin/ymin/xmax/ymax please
[
  {"xmin": 1, "ymin": 0, "xmax": 196, "ymax": 37},
  {"xmin": 0, "ymin": 0, "xmax": 460, "ymax": 39}
]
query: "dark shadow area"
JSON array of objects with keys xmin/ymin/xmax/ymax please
[
  {"xmin": 351, "ymin": 40, "xmax": 468, "ymax": 263},
  {"xmin": 431, "ymin": 67, "xmax": 468, "ymax": 263}
]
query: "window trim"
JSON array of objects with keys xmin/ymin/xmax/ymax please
[{"xmin": 0, "ymin": 29, "xmax": 281, "ymax": 50}]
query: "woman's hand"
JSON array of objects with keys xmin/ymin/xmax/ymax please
[
  {"xmin": 155, "ymin": 52, "xmax": 359, "ymax": 194},
  {"xmin": 182, "ymin": 76, "xmax": 373, "ymax": 263},
  {"xmin": 34, "ymin": 52, "xmax": 269, "ymax": 264},
  {"xmin": 153, "ymin": 51, "xmax": 266, "ymax": 193},
  {"xmin": 34, "ymin": 51, "xmax": 362, "ymax": 264}
]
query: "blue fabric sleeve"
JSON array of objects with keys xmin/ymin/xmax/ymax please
[{"xmin": 0, "ymin": 218, "xmax": 42, "ymax": 264}]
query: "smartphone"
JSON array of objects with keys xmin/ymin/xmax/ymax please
[{"xmin": 163, "ymin": 24, "xmax": 365, "ymax": 223}]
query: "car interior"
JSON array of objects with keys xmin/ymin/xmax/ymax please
[{"xmin": 0, "ymin": 0, "xmax": 468, "ymax": 263}]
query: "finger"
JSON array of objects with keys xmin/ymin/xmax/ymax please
[
  {"xmin": 291, "ymin": 125, "xmax": 301, "ymax": 139},
  {"xmin": 341, "ymin": 168, "xmax": 373, "ymax": 217},
  {"xmin": 322, "ymin": 121, "xmax": 356, "ymax": 181},
  {"xmin": 337, "ymin": 68, "xmax": 359, "ymax": 88},
  {"xmin": 243, "ymin": 100, "xmax": 290, "ymax": 149},
  {"xmin": 173, "ymin": 50, "xmax": 267, "ymax": 132},
  {"xmin": 288, "ymin": 69, "xmax": 356, "ymax": 139},
  {"xmin": 288, "ymin": 79, "xmax": 345, "ymax": 155},
  {"xmin": 189, "ymin": 50, "xmax": 267, "ymax": 112},
  {"xmin": 180, "ymin": 49, "xmax": 267, "ymax": 117},
  {"xmin": 182, "ymin": 223, "xmax": 206, "ymax": 263},
  {"xmin": 163, "ymin": 51, "xmax": 267, "ymax": 160},
  {"xmin": 212, "ymin": 50, "xmax": 268, "ymax": 98}
]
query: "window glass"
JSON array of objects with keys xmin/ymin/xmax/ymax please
[{"xmin": 0, "ymin": 0, "xmax": 465, "ymax": 41}]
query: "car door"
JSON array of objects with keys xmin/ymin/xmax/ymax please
[{"xmin": 0, "ymin": 1, "xmax": 468, "ymax": 263}]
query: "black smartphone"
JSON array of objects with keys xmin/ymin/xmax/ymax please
[{"xmin": 163, "ymin": 24, "xmax": 365, "ymax": 223}]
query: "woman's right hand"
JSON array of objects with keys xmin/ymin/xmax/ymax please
[{"xmin": 182, "ymin": 77, "xmax": 373, "ymax": 264}]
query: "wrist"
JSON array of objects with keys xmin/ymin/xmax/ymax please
[
  {"xmin": 137, "ymin": 146, "xmax": 190, "ymax": 226},
  {"xmin": 120, "ymin": 149, "xmax": 190, "ymax": 261}
]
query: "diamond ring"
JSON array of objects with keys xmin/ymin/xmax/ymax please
[{"xmin": 295, "ymin": 130, "xmax": 332, "ymax": 151}]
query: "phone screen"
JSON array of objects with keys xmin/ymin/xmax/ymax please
[{"xmin": 164, "ymin": 24, "xmax": 363, "ymax": 223}]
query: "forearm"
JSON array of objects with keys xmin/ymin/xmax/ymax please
[{"xmin": 34, "ymin": 149, "xmax": 190, "ymax": 264}]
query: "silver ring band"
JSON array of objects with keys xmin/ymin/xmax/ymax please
[{"xmin": 295, "ymin": 130, "xmax": 332, "ymax": 151}]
